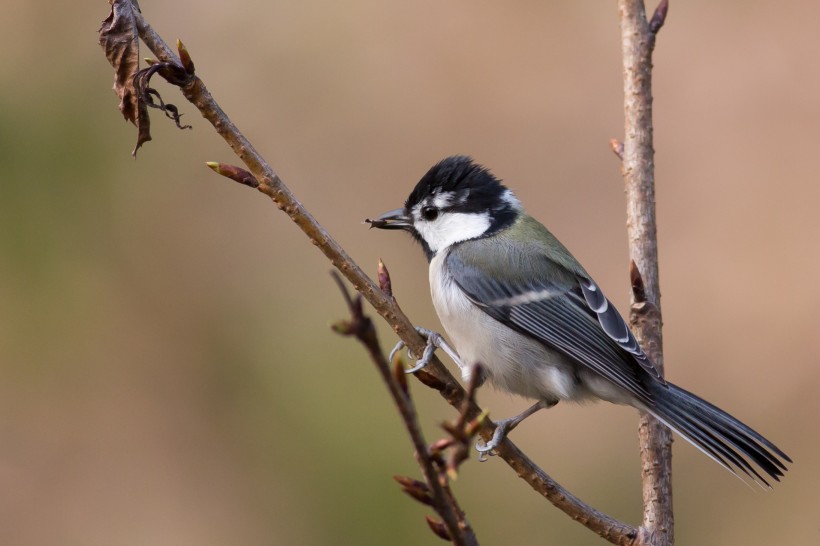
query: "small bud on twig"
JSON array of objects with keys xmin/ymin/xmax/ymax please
[
  {"xmin": 649, "ymin": 0, "xmax": 669, "ymax": 35},
  {"xmin": 377, "ymin": 258, "xmax": 393, "ymax": 299},
  {"xmin": 629, "ymin": 259, "xmax": 647, "ymax": 304},
  {"xmin": 610, "ymin": 138, "xmax": 624, "ymax": 160},
  {"xmin": 402, "ymin": 486, "xmax": 434, "ymax": 506},
  {"xmin": 330, "ymin": 320, "xmax": 355, "ymax": 336},
  {"xmin": 429, "ymin": 438, "xmax": 456, "ymax": 455},
  {"xmin": 425, "ymin": 516, "xmax": 453, "ymax": 541},
  {"xmin": 206, "ymin": 162, "xmax": 260, "ymax": 188},
  {"xmin": 176, "ymin": 39, "xmax": 195, "ymax": 74},
  {"xmin": 393, "ymin": 475, "xmax": 428, "ymax": 490},
  {"xmin": 394, "ymin": 475, "xmax": 434, "ymax": 507}
]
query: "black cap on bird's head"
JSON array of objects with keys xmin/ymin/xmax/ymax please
[
  {"xmin": 405, "ymin": 155, "xmax": 512, "ymax": 214},
  {"xmin": 368, "ymin": 156, "xmax": 521, "ymax": 258}
]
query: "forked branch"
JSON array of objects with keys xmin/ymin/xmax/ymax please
[{"xmin": 98, "ymin": 0, "xmax": 675, "ymax": 543}]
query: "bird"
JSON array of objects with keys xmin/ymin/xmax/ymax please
[{"xmin": 367, "ymin": 155, "xmax": 790, "ymax": 487}]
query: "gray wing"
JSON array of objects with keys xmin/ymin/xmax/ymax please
[
  {"xmin": 446, "ymin": 250, "xmax": 661, "ymax": 404},
  {"xmin": 577, "ymin": 277, "xmax": 663, "ymax": 381}
]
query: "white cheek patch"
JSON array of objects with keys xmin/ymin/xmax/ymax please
[{"xmin": 415, "ymin": 212, "xmax": 491, "ymax": 253}]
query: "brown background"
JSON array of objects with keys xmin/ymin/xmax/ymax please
[{"xmin": 0, "ymin": 1, "xmax": 817, "ymax": 544}]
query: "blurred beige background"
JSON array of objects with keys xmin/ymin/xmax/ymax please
[{"xmin": 0, "ymin": 1, "xmax": 817, "ymax": 544}]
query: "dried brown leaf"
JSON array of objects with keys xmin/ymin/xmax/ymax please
[
  {"xmin": 99, "ymin": 0, "xmax": 151, "ymax": 155},
  {"xmin": 99, "ymin": 0, "xmax": 139, "ymax": 123}
]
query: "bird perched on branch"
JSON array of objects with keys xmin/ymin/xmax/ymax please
[{"xmin": 368, "ymin": 155, "xmax": 790, "ymax": 487}]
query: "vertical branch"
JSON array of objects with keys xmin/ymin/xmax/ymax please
[{"xmin": 616, "ymin": 1, "xmax": 673, "ymax": 545}]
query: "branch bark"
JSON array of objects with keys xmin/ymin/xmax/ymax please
[{"xmin": 616, "ymin": 1, "xmax": 674, "ymax": 544}]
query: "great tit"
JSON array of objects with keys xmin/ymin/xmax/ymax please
[{"xmin": 369, "ymin": 155, "xmax": 790, "ymax": 486}]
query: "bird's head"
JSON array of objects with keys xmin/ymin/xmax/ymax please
[{"xmin": 368, "ymin": 156, "xmax": 521, "ymax": 259}]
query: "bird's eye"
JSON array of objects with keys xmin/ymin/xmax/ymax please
[{"xmin": 421, "ymin": 207, "xmax": 439, "ymax": 221}]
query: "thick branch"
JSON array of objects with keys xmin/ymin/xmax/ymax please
[
  {"xmin": 119, "ymin": 4, "xmax": 637, "ymax": 543},
  {"xmin": 617, "ymin": 1, "xmax": 674, "ymax": 544}
]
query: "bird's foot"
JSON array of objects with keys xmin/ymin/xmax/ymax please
[
  {"xmin": 476, "ymin": 399, "xmax": 557, "ymax": 459},
  {"xmin": 475, "ymin": 418, "xmax": 516, "ymax": 459},
  {"xmin": 389, "ymin": 326, "xmax": 464, "ymax": 374}
]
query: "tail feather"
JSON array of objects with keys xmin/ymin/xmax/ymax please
[
  {"xmin": 657, "ymin": 394, "xmax": 776, "ymax": 486},
  {"xmin": 645, "ymin": 382, "xmax": 791, "ymax": 488},
  {"xmin": 674, "ymin": 386, "xmax": 791, "ymax": 466}
]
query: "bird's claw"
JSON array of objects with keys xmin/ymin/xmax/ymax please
[
  {"xmin": 389, "ymin": 326, "xmax": 463, "ymax": 374},
  {"xmin": 475, "ymin": 420, "xmax": 511, "ymax": 457},
  {"xmin": 388, "ymin": 339, "xmax": 407, "ymax": 368},
  {"xmin": 474, "ymin": 400, "xmax": 556, "ymax": 460}
]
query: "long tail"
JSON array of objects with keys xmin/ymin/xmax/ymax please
[{"xmin": 644, "ymin": 382, "xmax": 791, "ymax": 487}]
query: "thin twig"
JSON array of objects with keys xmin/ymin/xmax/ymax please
[
  {"xmin": 617, "ymin": 1, "xmax": 674, "ymax": 544},
  {"xmin": 115, "ymin": 3, "xmax": 638, "ymax": 543},
  {"xmin": 331, "ymin": 273, "xmax": 476, "ymax": 545}
]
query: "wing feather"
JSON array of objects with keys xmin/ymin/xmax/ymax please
[
  {"xmin": 578, "ymin": 278, "xmax": 663, "ymax": 381},
  {"xmin": 446, "ymin": 247, "xmax": 657, "ymax": 404}
]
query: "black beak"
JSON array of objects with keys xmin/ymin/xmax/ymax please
[{"xmin": 365, "ymin": 208, "xmax": 413, "ymax": 231}]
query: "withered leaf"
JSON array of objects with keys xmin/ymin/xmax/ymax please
[
  {"xmin": 134, "ymin": 64, "xmax": 191, "ymax": 138},
  {"xmin": 99, "ymin": 0, "xmax": 151, "ymax": 156}
]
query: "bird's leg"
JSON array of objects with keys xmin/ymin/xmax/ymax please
[
  {"xmin": 476, "ymin": 398, "xmax": 558, "ymax": 458},
  {"xmin": 388, "ymin": 326, "xmax": 466, "ymax": 374}
]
